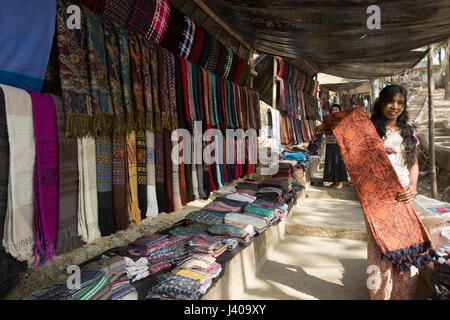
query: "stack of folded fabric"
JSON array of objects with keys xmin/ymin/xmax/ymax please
[
  {"xmin": 213, "ymin": 196, "xmax": 248, "ymax": 209},
  {"xmin": 186, "ymin": 210, "xmax": 225, "ymax": 225},
  {"xmin": 171, "ymin": 267, "xmax": 212, "ymax": 294},
  {"xmin": 256, "ymin": 187, "xmax": 284, "ymax": 202},
  {"xmin": 235, "ymin": 179, "xmax": 262, "ymax": 196},
  {"xmin": 253, "ymin": 198, "xmax": 289, "ymax": 221},
  {"xmin": 203, "ymin": 199, "xmax": 243, "ymax": 213},
  {"xmin": 225, "ymin": 192, "xmax": 256, "ymax": 203},
  {"xmin": 274, "ymin": 160, "xmax": 297, "ymax": 178},
  {"xmin": 124, "ymin": 257, "xmax": 150, "ymax": 283},
  {"xmin": 129, "ymin": 235, "xmax": 192, "ymax": 275},
  {"xmin": 207, "ymin": 224, "xmax": 254, "ymax": 243},
  {"xmin": 260, "ymin": 176, "xmax": 294, "ymax": 194},
  {"xmin": 215, "ymin": 185, "xmax": 236, "ymax": 195},
  {"xmin": 146, "ymin": 272, "xmax": 202, "ymax": 300},
  {"xmin": 188, "ymin": 234, "xmax": 227, "ymax": 258},
  {"xmin": 224, "ymin": 213, "xmax": 269, "ymax": 233},
  {"xmin": 242, "ymin": 203, "xmax": 276, "ymax": 224}
]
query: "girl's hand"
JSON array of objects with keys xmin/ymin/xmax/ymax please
[{"xmin": 398, "ymin": 185, "xmax": 416, "ymax": 203}]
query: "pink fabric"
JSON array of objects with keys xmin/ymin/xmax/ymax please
[
  {"xmin": 29, "ymin": 91, "xmax": 59, "ymax": 266},
  {"xmin": 147, "ymin": 0, "xmax": 171, "ymax": 45}
]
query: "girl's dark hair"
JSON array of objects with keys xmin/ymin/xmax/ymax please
[
  {"xmin": 370, "ymin": 84, "xmax": 417, "ymax": 167},
  {"xmin": 330, "ymin": 104, "xmax": 342, "ymax": 112}
]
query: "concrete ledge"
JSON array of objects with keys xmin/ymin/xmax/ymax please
[
  {"xmin": 285, "ymin": 223, "xmax": 367, "ymax": 242},
  {"xmin": 306, "ymin": 185, "xmax": 359, "ymax": 201}
]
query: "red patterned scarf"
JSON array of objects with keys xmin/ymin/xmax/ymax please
[{"xmin": 324, "ymin": 107, "xmax": 436, "ymax": 271}]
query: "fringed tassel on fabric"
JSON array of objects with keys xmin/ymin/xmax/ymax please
[
  {"xmin": 55, "ymin": 218, "xmax": 79, "ymax": 255},
  {"xmin": 381, "ymin": 241, "xmax": 438, "ymax": 272},
  {"xmin": 93, "ymin": 112, "xmax": 113, "ymax": 137},
  {"xmin": 65, "ymin": 113, "xmax": 93, "ymax": 138},
  {"xmin": 112, "ymin": 113, "xmax": 126, "ymax": 136},
  {"xmin": 161, "ymin": 113, "xmax": 171, "ymax": 132},
  {"xmin": 146, "ymin": 112, "xmax": 154, "ymax": 132}
]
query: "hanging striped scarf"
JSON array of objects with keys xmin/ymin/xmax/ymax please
[
  {"xmin": 324, "ymin": 107, "xmax": 437, "ymax": 271},
  {"xmin": 177, "ymin": 15, "xmax": 196, "ymax": 59},
  {"xmin": 198, "ymin": 31, "xmax": 213, "ymax": 69},
  {"xmin": 160, "ymin": 5, "xmax": 184, "ymax": 53},
  {"xmin": 214, "ymin": 42, "xmax": 227, "ymax": 76},
  {"xmin": 127, "ymin": 0, "xmax": 157, "ymax": 38},
  {"xmin": 85, "ymin": 8, "xmax": 113, "ymax": 137},
  {"xmin": 222, "ymin": 49, "xmax": 233, "ymax": 79},
  {"xmin": 112, "ymin": 133, "xmax": 128, "ymax": 231},
  {"xmin": 29, "ymin": 91, "xmax": 59, "ymax": 266},
  {"xmin": 146, "ymin": 0, "xmax": 171, "ymax": 45},
  {"xmin": 51, "ymin": 95, "xmax": 80, "ymax": 254},
  {"xmin": 206, "ymin": 39, "xmax": 221, "ymax": 73},
  {"xmin": 136, "ymin": 130, "xmax": 147, "ymax": 219},
  {"xmin": 56, "ymin": 0, "xmax": 92, "ymax": 138}
]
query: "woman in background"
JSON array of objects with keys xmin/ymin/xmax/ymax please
[{"xmin": 322, "ymin": 104, "xmax": 348, "ymax": 189}]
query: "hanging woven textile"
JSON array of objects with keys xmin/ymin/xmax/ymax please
[
  {"xmin": 198, "ymin": 31, "xmax": 213, "ymax": 69},
  {"xmin": 29, "ymin": 91, "xmax": 59, "ymax": 266},
  {"xmin": 77, "ymin": 136, "xmax": 102, "ymax": 243},
  {"xmin": 324, "ymin": 107, "xmax": 436, "ymax": 271},
  {"xmin": 136, "ymin": 130, "xmax": 147, "ymax": 220},
  {"xmin": 104, "ymin": 20, "xmax": 129, "ymax": 231},
  {"xmin": 188, "ymin": 22, "xmax": 205, "ymax": 65},
  {"xmin": 177, "ymin": 15, "xmax": 196, "ymax": 59},
  {"xmin": 154, "ymin": 129, "xmax": 166, "ymax": 212},
  {"xmin": 115, "ymin": 23, "xmax": 135, "ymax": 133},
  {"xmin": 145, "ymin": 130, "xmax": 159, "ymax": 217},
  {"xmin": 160, "ymin": 5, "xmax": 184, "ymax": 54},
  {"xmin": 104, "ymin": 0, "xmax": 133, "ymax": 27},
  {"xmin": 0, "ymin": 87, "xmax": 27, "ymax": 296},
  {"xmin": 129, "ymin": 33, "xmax": 146, "ymax": 131},
  {"xmin": 166, "ymin": 50, "xmax": 179, "ymax": 130},
  {"xmin": 1, "ymin": 84, "xmax": 35, "ymax": 261},
  {"xmin": 149, "ymin": 42, "xmax": 161, "ymax": 131},
  {"xmin": 84, "ymin": 8, "xmax": 114, "ymax": 137},
  {"xmin": 163, "ymin": 130, "xmax": 175, "ymax": 213},
  {"xmin": 146, "ymin": 0, "xmax": 171, "ymax": 45},
  {"xmin": 126, "ymin": 131, "xmax": 142, "ymax": 226},
  {"xmin": 127, "ymin": 0, "xmax": 157, "ymax": 38},
  {"xmin": 56, "ymin": 0, "xmax": 92, "ymax": 138},
  {"xmin": 139, "ymin": 36, "xmax": 154, "ymax": 132},
  {"xmin": 95, "ymin": 134, "xmax": 117, "ymax": 236},
  {"xmin": 158, "ymin": 47, "xmax": 172, "ymax": 131},
  {"xmin": 51, "ymin": 95, "xmax": 80, "ymax": 254}
]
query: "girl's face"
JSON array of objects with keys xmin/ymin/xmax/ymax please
[
  {"xmin": 331, "ymin": 107, "xmax": 340, "ymax": 114},
  {"xmin": 381, "ymin": 92, "xmax": 405, "ymax": 121}
]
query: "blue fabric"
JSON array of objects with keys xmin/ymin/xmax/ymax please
[
  {"xmin": 0, "ymin": 0, "xmax": 56, "ymax": 91},
  {"xmin": 282, "ymin": 152, "xmax": 308, "ymax": 163},
  {"xmin": 191, "ymin": 64, "xmax": 200, "ymax": 120},
  {"xmin": 211, "ymin": 73, "xmax": 219, "ymax": 125},
  {"xmin": 226, "ymin": 80, "xmax": 234, "ymax": 128}
]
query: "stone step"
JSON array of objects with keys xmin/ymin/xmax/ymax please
[
  {"xmin": 234, "ymin": 235, "xmax": 369, "ymax": 300},
  {"xmin": 305, "ymin": 185, "xmax": 359, "ymax": 201},
  {"xmin": 286, "ymin": 198, "xmax": 366, "ymax": 241}
]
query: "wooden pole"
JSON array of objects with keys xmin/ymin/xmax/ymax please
[
  {"xmin": 249, "ymin": 50, "xmax": 255, "ymax": 89},
  {"xmin": 272, "ymin": 56, "xmax": 278, "ymax": 109},
  {"xmin": 427, "ymin": 45, "xmax": 438, "ymax": 199},
  {"xmin": 191, "ymin": 0, "xmax": 253, "ymax": 52}
]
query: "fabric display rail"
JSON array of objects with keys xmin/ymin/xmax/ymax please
[
  {"xmin": 275, "ymin": 58, "xmax": 319, "ymax": 145},
  {"xmin": 23, "ymin": 157, "xmax": 308, "ymax": 300},
  {"xmin": 0, "ymin": 0, "xmax": 263, "ymax": 296}
]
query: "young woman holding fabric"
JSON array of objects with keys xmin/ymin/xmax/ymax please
[
  {"xmin": 367, "ymin": 84, "xmax": 421, "ymax": 300},
  {"xmin": 321, "ymin": 104, "xmax": 348, "ymax": 189}
]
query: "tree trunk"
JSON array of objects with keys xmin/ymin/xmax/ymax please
[
  {"xmin": 428, "ymin": 46, "xmax": 438, "ymax": 199},
  {"xmin": 445, "ymin": 39, "xmax": 450, "ymax": 100}
]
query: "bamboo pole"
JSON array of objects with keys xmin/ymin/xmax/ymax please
[
  {"xmin": 427, "ymin": 45, "xmax": 438, "ymax": 199},
  {"xmin": 272, "ymin": 56, "xmax": 278, "ymax": 109},
  {"xmin": 191, "ymin": 0, "xmax": 253, "ymax": 53}
]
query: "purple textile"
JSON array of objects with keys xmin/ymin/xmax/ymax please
[{"xmin": 29, "ymin": 91, "xmax": 59, "ymax": 266}]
